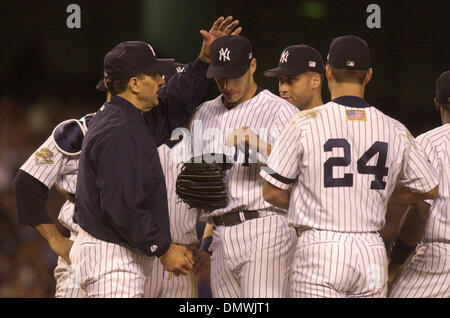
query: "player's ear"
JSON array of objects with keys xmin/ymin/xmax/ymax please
[
  {"xmin": 364, "ymin": 68, "xmax": 373, "ymax": 85},
  {"xmin": 325, "ymin": 65, "xmax": 333, "ymax": 82},
  {"xmin": 311, "ymin": 73, "xmax": 321, "ymax": 89},
  {"xmin": 128, "ymin": 77, "xmax": 140, "ymax": 94},
  {"xmin": 249, "ymin": 58, "xmax": 257, "ymax": 76},
  {"xmin": 434, "ymin": 97, "xmax": 441, "ymax": 112}
]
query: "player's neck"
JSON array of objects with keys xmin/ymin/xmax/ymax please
[
  {"xmin": 117, "ymin": 92, "xmax": 152, "ymax": 112},
  {"xmin": 442, "ymin": 110, "xmax": 450, "ymax": 125},
  {"xmin": 303, "ymin": 94, "xmax": 323, "ymax": 110},
  {"xmin": 330, "ymin": 83, "xmax": 365, "ymax": 100}
]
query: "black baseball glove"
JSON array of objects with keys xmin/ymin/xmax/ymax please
[{"xmin": 176, "ymin": 153, "xmax": 233, "ymax": 212}]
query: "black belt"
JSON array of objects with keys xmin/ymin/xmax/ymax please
[{"xmin": 211, "ymin": 210, "xmax": 260, "ymax": 227}]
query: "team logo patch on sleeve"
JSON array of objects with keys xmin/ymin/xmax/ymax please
[
  {"xmin": 35, "ymin": 147, "xmax": 54, "ymax": 164},
  {"xmin": 346, "ymin": 109, "xmax": 367, "ymax": 121}
]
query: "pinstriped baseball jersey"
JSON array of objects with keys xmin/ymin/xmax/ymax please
[
  {"xmin": 146, "ymin": 144, "xmax": 200, "ymax": 298},
  {"xmin": 416, "ymin": 124, "xmax": 450, "ymax": 242},
  {"xmin": 20, "ymin": 134, "xmax": 80, "ymax": 233},
  {"xmin": 261, "ymin": 99, "xmax": 439, "ymax": 232},
  {"xmin": 190, "ymin": 88, "xmax": 298, "ymax": 298},
  {"xmin": 157, "ymin": 144, "xmax": 200, "ymax": 245},
  {"xmin": 389, "ymin": 124, "xmax": 450, "ymax": 298},
  {"xmin": 191, "ymin": 89, "xmax": 298, "ymax": 218}
]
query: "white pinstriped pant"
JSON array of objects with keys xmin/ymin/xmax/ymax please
[
  {"xmin": 211, "ymin": 214, "xmax": 297, "ymax": 298},
  {"xmin": 291, "ymin": 229, "xmax": 388, "ymax": 298},
  {"xmin": 69, "ymin": 228, "xmax": 154, "ymax": 298},
  {"xmin": 389, "ymin": 242, "xmax": 450, "ymax": 298},
  {"xmin": 54, "ymin": 232, "xmax": 85, "ymax": 298},
  {"xmin": 145, "ymin": 255, "xmax": 198, "ymax": 298}
]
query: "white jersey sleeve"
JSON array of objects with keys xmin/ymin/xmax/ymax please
[
  {"xmin": 416, "ymin": 124, "xmax": 450, "ymax": 241},
  {"xmin": 260, "ymin": 114, "xmax": 305, "ymax": 190},
  {"xmin": 20, "ymin": 136, "xmax": 78, "ymax": 192},
  {"xmin": 398, "ymin": 131, "xmax": 440, "ymax": 194}
]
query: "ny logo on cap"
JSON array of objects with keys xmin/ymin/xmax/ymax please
[
  {"xmin": 346, "ymin": 61, "xmax": 355, "ymax": 67},
  {"xmin": 309, "ymin": 61, "xmax": 316, "ymax": 67},
  {"xmin": 176, "ymin": 66, "xmax": 185, "ymax": 73},
  {"xmin": 219, "ymin": 48, "xmax": 230, "ymax": 61},
  {"xmin": 280, "ymin": 50, "xmax": 289, "ymax": 63}
]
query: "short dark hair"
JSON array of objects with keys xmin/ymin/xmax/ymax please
[
  {"xmin": 105, "ymin": 73, "xmax": 147, "ymax": 95},
  {"xmin": 329, "ymin": 66, "xmax": 368, "ymax": 84}
]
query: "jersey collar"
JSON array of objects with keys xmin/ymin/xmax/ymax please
[{"xmin": 332, "ymin": 96, "xmax": 371, "ymax": 108}]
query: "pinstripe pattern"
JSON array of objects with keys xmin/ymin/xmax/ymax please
[
  {"xmin": 418, "ymin": 124, "xmax": 450, "ymax": 242},
  {"xmin": 143, "ymin": 144, "xmax": 199, "ymax": 297},
  {"xmin": 157, "ymin": 144, "xmax": 200, "ymax": 245},
  {"xmin": 54, "ymin": 233, "xmax": 85, "ymax": 298},
  {"xmin": 263, "ymin": 102, "xmax": 439, "ymax": 232},
  {"xmin": 191, "ymin": 89, "xmax": 298, "ymax": 297},
  {"xmin": 191, "ymin": 89, "xmax": 298, "ymax": 217},
  {"xmin": 292, "ymin": 230, "xmax": 388, "ymax": 297},
  {"xmin": 70, "ymin": 228, "xmax": 154, "ymax": 298},
  {"xmin": 210, "ymin": 214, "xmax": 296, "ymax": 297},
  {"xmin": 261, "ymin": 100, "xmax": 439, "ymax": 297},
  {"xmin": 389, "ymin": 124, "xmax": 450, "ymax": 298},
  {"xmin": 389, "ymin": 243, "xmax": 450, "ymax": 297},
  {"xmin": 146, "ymin": 257, "xmax": 198, "ymax": 298},
  {"xmin": 21, "ymin": 136, "xmax": 78, "ymax": 195},
  {"xmin": 20, "ymin": 118, "xmax": 90, "ymax": 297}
]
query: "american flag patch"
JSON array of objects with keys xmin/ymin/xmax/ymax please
[{"xmin": 346, "ymin": 109, "xmax": 367, "ymax": 121}]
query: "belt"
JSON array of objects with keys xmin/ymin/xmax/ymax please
[
  {"xmin": 423, "ymin": 239, "xmax": 450, "ymax": 244},
  {"xmin": 211, "ymin": 210, "xmax": 260, "ymax": 227},
  {"xmin": 295, "ymin": 226, "xmax": 312, "ymax": 237}
]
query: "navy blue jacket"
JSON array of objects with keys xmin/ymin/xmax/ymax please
[{"xmin": 74, "ymin": 58, "xmax": 209, "ymax": 257}]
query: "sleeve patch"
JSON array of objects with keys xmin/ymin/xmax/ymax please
[{"xmin": 34, "ymin": 147, "xmax": 54, "ymax": 165}]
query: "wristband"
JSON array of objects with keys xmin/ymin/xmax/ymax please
[{"xmin": 199, "ymin": 236, "xmax": 213, "ymax": 254}]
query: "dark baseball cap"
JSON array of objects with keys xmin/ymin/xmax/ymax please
[
  {"xmin": 327, "ymin": 35, "xmax": 371, "ymax": 70},
  {"xmin": 96, "ymin": 77, "xmax": 107, "ymax": 93},
  {"xmin": 264, "ymin": 45, "xmax": 324, "ymax": 77},
  {"xmin": 436, "ymin": 70, "xmax": 450, "ymax": 104},
  {"xmin": 104, "ymin": 41, "xmax": 175, "ymax": 80},
  {"xmin": 162, "ymin": 63, "xmax": 186, "ymax": 82},
  {"xmin": 207, "ymin": 35, "xmax": 253, "ymax": 79}
]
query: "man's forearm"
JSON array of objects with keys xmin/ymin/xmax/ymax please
[
  {"xmin": 398, "ymin": 201, "xmax": 431, "ymax": 245},
  {"xmin": 389, "ymin": 201, "xmax": 431, "ymax": 265},
  {"xmin": 34, "ymin": 223, "xmax": 65, "ymax": 244},
  {"xmin": 263, "ymin": 181, "xmax": 290, "ymax": 210}
]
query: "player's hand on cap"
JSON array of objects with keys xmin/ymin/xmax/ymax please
[
  {"xmin": 160, "ymin": 243, "xmax": 194, "ymax": 276},
  {"xmin": 48, "ymin": 236, "xmax": 74, "ymax": 265},
  {"xmin": 199, "ymin": 16, "xmax": 242, "ymax": 63}
]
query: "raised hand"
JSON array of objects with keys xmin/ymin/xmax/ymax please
[{"xmin": 199, "ymin": 16, "xmax": 242, "ymax": 63}]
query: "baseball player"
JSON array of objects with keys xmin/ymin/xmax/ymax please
[
  {"xmin": 264, "ymin": 44, "xmax": 325, "ymax": 111},
  {"xmin": 188, "ymin": 35, "xmax": 299, "ymax": 298},
  {"xmin": 69, "ymin": 17, "xmax": 242, "ymax": 298},
  {"xmin": 146, "ymin": 65, "xmax": 212, "ymax": 298},
  {"xmin": 12, "ymin": 81, "xmax": 109, "ymax": 298},
  {"xmin": 388, "ymin": 70, "xmax": 450, "ymax": 298},
  {"xmin": 261, "ymin": 35, "xmax": 439, "ymax": 298}
]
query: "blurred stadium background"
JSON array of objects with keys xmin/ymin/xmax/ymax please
[{"xmin": 0, "ymin": 0, "xmax": 448, "ymax": 297}]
